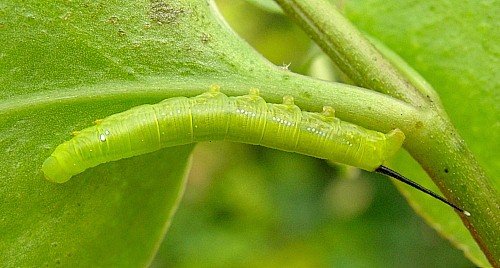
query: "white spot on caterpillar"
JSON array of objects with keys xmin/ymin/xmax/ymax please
[
  {"xmin": 306, "ymin": 126, "xmax": 326, "ymax": 137},
  {"xmin": 99, "ymin": 130, "xmax": 111, "ymax": 142},
  {"xmin": 272, "ymin": 116, "xmax": 292, "ymax": 126},
  {"xmin": 236, "ymin": 108, "xmax": 257, "ymax": 117}
]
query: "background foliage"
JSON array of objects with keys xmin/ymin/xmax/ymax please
[
  {"xmin": 0, "ymin": 0, "xmax": 496, "ymax": 267},
  {"xmin": 153, "ymin": 0, "xmax": 495, "ymax": 267}
]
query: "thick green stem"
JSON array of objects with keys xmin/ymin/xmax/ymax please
[
  {"xmin": 412, "ymin": 112, "xmax": 500, "ymax": 266},
  {"xmin": 274, "ymin": 0, "xmax": 427, "ymax": 107},
  {"xmin": 275, "ymin": 0, "xmax": 500, "ymax": 266}
]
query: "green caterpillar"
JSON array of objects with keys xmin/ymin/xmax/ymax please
[
  {"xmin": 42, "ymin": 85, "xmax": 404, "ymax": 182},
  {"xmin": 41, "ymin": 85, "xmax": 469, "ymax": 216}
]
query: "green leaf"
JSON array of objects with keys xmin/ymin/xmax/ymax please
[
  {"xmin": 344, "ymin": 0, "xmax": 498, "ymax": 266},
  {"xmin": 1, "ymin": 0, "xmax": 399, "ymax": 266},
  {"xmin": 244, "ymin": 0, "xmax": 283, "ymax": 14},
  {"xmin": 0, "ymin": 0, "xmax": 216, "ymax": 266},
  {"xmin": 2, "ymin": 0, "xmax": 496, "ymax": 266}
]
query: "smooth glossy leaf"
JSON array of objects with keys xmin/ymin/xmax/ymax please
[
  {"xmin": 2, "ymin": 0, "xmax": 495, "ymax": 266},
  {"xmin": 0, "ymin": 0, "xmax": 224, "ymax": 266},
  {"xmin": 0, "ymin": 0, "xmax": 373, "ymax": 265},
  {"xmin": 345, "ymin": 0, "xmax": 498, "ymax": 265}
]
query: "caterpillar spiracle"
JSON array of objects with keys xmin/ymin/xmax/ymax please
[{"xmin": 41, "ymin": 85, "xmax": 469, "ymax": 216}]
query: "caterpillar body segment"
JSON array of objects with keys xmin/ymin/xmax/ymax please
[
  {"xmin": 41, "ymin": 86, "xmax": 472, "ymax": 216},
  {"xmin": 42, "ymin": 86, "xmax": 404, "ymax": 183}
]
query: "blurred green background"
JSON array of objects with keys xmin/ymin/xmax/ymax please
[{"xmin": 150, "ymin": 1, "xmax": 475, "ymax": 267}]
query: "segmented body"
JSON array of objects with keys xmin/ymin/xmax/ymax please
[{"xmin": 42, "ymin": 86, "xmax": 405, "ymax": 183}]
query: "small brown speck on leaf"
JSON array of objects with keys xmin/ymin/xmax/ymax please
[{"xmin": 149, "ymin": 0, "xmax": 186, "ymax": 24}]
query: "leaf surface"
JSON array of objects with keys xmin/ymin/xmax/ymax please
[{"xmin": 345, "ymin": 0, "xmax": 498, "ymax": 265}]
